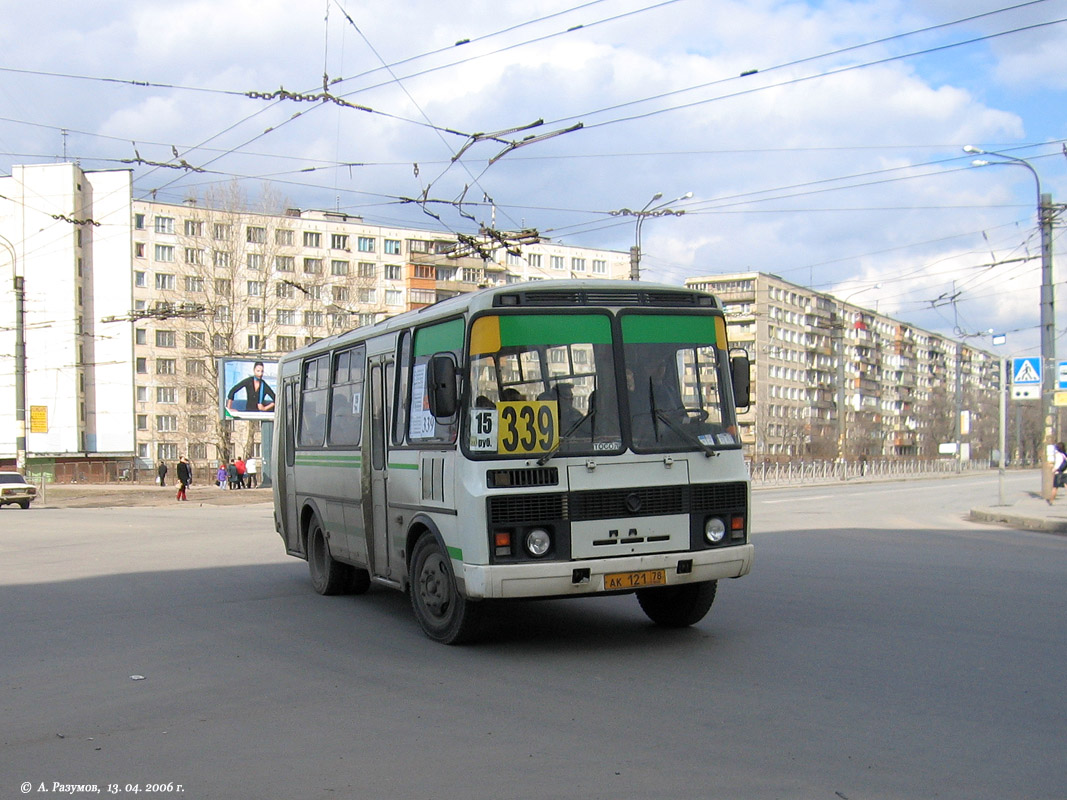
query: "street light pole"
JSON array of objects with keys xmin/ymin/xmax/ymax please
[
  {"xmin": 965, "ymin": 146, "xmax": 1057, "ymax": 498},
  {"xmin": 610, "ymin": 192, "xmax": 692, "ymax": 281},
  {"xmin": 0, "ymin": 234, "xmax": 27, "ymax": 473}
]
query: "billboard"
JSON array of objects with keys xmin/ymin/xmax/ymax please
[{"xmin": 218, "ymin": 358, "xmax": 278, "ymax": 420}]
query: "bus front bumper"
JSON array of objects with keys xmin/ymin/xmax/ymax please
[{"xmin": 458, "ymin": 544, "xmax": 754, "ymax": 600}]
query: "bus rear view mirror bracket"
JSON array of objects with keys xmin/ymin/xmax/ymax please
[
  {"xmin": 730, "ymin": 349, "xmax": 751, "ymax": 410},
  {"xmin": 427, "ymin": 353, "xmax": 459, "ymax": 418}
]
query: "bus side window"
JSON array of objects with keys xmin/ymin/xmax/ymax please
[
  {"xmin": 328, "ymin": 344, "xmax": 365, "ymax": 446},
  {"xmin": 298, "ymin": 354, "xmax": 330, "ymax": 447},
  {"xmin": 392, "ymin": 330, "xmax": 411, "ymax": 446},
  {"xmin": 284, "ymin": 379, "xmax": 296, "ymax": 467}
]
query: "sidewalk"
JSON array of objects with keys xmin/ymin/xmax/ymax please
[
  {"xmin": 28, "ymin": 482, "xmax": 271, "ymax": 509},
  {"xmin": 970, "ymin": 490, "xmax": 1067, "ymax": 535}
]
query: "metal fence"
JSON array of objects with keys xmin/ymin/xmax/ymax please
[{"xmin": 749, "ymin": 458, "xmax": 993, "ymax": 486}]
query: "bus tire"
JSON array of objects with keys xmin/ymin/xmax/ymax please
[
  {"xmin": 347, "ymin": 567, "xmax": 371, "ymax": 595},
  {"xmin": 307, "ymin": 515, "xmax": 349, "ymax": 596},
  {"xmin": 637, "ymin": 580, "xmax": 717, "ymax": 628},
  {"xmin": 409, "ymin": 533, "xmax": 483, "ymax": 644}
]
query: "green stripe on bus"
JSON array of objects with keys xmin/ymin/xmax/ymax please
[
  {"xmin": 499, "ymin": 314, "xmax": 611, "ymax": 346},
  {"xmin": 414, "ymin": 318, "xmax": 465, "ymax": 356},
  {"xmin": 388, "ymin": 462, "xmax": 418, "ymax": 470},
  {"xmin": 447, "ymin": 545, "xmax": 463, "ymax": 560},
  {"xmin": 296, "ymin": 454, "xmax": 362, "ymax": 467},
  {"xmin": 621, "ymin": 314, "xmax": 717, "ymax": 345}
]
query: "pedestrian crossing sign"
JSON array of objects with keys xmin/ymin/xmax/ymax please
[{"xmin": 1012, "ymin": 357, "xmax": 1041, "ymax": 385}]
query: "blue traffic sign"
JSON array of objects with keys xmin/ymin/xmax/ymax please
[{"xmin": 1012, "ymin": 357, "xmax": 1041, "ymax": 385}]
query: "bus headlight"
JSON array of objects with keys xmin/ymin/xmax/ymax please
[
  {"xmin": 525, "ymin": 528, "xmax": 552, "ymax": 557},
  {"xmin": 704, "ymin": 517, "xmax": 726, "ymax": 544}
]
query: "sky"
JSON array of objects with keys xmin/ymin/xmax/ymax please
[{"xmin": 1, "ymin": 0, "xmax": 1065, "ymax": 359}]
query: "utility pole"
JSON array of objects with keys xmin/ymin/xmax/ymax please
[{"xmin": 14, "ymin": 275, "xmax": 27, "ymax": 473}]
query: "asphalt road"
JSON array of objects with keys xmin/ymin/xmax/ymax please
[{"xmin": 1, "ymin": 473, "xmax": 1064, "ymax": 800}]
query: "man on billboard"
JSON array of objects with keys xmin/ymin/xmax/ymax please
[{"xmin": 223, "ymin": 360, "xmax": 277, "ymax": 419}]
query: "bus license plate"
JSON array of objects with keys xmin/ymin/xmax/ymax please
[{"xmin": 605, "ymin": 569, "xmax": 666, "ymax": 590}]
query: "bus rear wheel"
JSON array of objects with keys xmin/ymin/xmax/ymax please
[
  {"xmin": 637, "ymin": 580, "xmax": 717, "ymax": 628},
  {"xmin": 409, "ymin": 534, "xmax": 483, "ymax": 645},
  {"xmin": 307, "ymin": 515, "xmax": 352, "ymax": 596}
]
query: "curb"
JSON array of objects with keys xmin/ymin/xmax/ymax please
[{"xmin": 969, "ymin": 507, "xmax": 1067, "ymax": 535}]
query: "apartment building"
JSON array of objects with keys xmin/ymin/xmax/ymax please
[
  {"xmin": 1, "ymin": 162, "xmax": 630, "ymax": 474},
  {"xmin": 686, "ymin": 272, "xmax": 1001, "ymax": 461}
]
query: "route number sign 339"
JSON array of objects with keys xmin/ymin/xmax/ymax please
[{"xmin": 469, "ymin": 401, "xmax": 559, "ymax": 454}]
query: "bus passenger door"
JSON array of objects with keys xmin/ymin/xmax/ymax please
[
  {"xmin": 278, "ymin": 377, "xmax": 301, "ymax": 555},
  {"xmin": 366, "ymin": 359, "xmax": 392, "ymax": 579}
]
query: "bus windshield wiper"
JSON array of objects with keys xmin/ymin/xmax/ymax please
[
  {"xmin": 654, "ymin": 410, "xmax": 717, "ymax": 458},
  {"xmin": 536, "ymin": 406, "xmax": 596, "ymax": 466}
]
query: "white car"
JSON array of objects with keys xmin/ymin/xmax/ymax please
[{"xmin": 0, "ymin": 472, "xmax": 37, "ymax": 509}]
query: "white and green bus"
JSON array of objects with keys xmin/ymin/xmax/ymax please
[{"xmin": 273, "ymin": 280, "xmax": 753, "ymax": 643}]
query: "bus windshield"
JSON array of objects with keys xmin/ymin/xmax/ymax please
[
  {"xmin": 621, "ymin": 313, "xmax": 737, "ymax": 453},
  {"xmin": 466, "ymin": 311, "xmax": 737, "ymax": 458}
]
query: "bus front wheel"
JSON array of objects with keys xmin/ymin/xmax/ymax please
[
  {"xmin": 636, "ymin": 580, "xmax": 717, "ymax": 628},
  {"xmin": 409, "ymin": 534, "xmax": 483, "ymax": 644}
]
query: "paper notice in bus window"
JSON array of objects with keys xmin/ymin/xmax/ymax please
[
  {"xmin": 469, "ymin": 408, "xmax": 498, "ymax": 451},
  {"xmin": 408, "ymin": 364, "xmax": 436, "ymax": 439}
]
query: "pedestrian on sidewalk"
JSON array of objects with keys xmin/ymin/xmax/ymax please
[
  {"xmin": 1049, "ymin": 442, "xmax": 1067, "ymax": 504},
  {"xmin": 216, "ymin": 462, "xmax": 227, "ymax": 489},
  {"xmin": 157, "ymin": 460, "xmax": 168, "ymax": 487},
  {"xmin": 235, "ymin": 457, "xmax": 247, "ymax": 489},
  {"xmin": 227, "ymin": 460, "xmax": 239, "ymax": 490},
  {"xmin": 246, "ymin": 457, "xmax": 258, "ymax": 489},
  {"xmin": 176, "ymin": 457, "xmax": 191, "ymax": 501}
]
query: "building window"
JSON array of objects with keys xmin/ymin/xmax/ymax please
[
  {"xmin": 304, "ymin": 310, "xmax": 324, "ymax": 327},
  {"xmin": 277, "ymin": 335, "xmax": 298, "ymax": 351},
  {"xmin": 357, "ymin": 236, "xmax": 375, "ymax": 253},
  {"xmin": 276, "ymin": 282, "xmax": 295, "ymax": 299},
  {"xmin": 213, "ymin": 223, "xmax": 231, "ymax": 240},
  {"xmin": 331, "ymin": 233, "xmax": 349, "ymax": 250},
  {"xmin": 155, "ymin": 273, "xmax": 175, "ymax": 291},
  {"xmin": 156, "ymin": 358, "xmax": 176, "ymax": 375},
  {"xmin": 157, "ymin": 387, "xmax": 177, "ymax": 403},
  {"xmin": 359, "ymin": 288, "xmax": 376, "ymax": 303},
  {"xmin": 275, "ymin": 255, "xmax": 295, "ymax": 272},
  {"xmin": 384, "ymin": 239, "xmax": 401, "ymax": 255},
  {"xmin": 157, "ymin": 443, "xmax": 179, "ymax": 460},
  {"xmin": 156, "ymin": 415, "xmax": 178, "ymax": 432},
  {"xmin": 571, "ymin": 257, "xmax": 586, "ymax": 272},
  {"xmin": 461, "ymin": 267, "xmax": 481, "ymax": 283},
  {"xmin": 212, "ymin": 333, "xmax": 229, "ymax": 350},
  {"xmin": 214, "ymin": 306, "xmax": 231, "ymax": 323},
  {"xmin": 185, "ymin": 276, "xmax": 204, "ymax": 292},
  {"xmin": 186, "ymin": 332, "xmax": 206, "ymax": 349},
  {"xmin": 185, "ymin": 247, "xmax": 205, "ymax": 265},
  {"xmin": 385, "ymin": 289, "xmax": 402, "ymax": 306},
  {"xmin": 247, "ymin": 280, "xmax": 264, "ymax": 296},
  {"xmin": 135, "ymin": 328, "xmax": 147, "ymax": 346},
  {"xmin": 277, "ymin": 308, "xmax": 296, "ymax": 325},
  {"xmin": 410, "ymin": 288, "xmax": 436, "ymax": 305},
  {"xmin": 331, "ymin": 259, "xmax": 349, "ymax": 276},
  {"xmin": 529, "ymin": 254, "xmax": 542, "ymax": 268},
  {"xmin": 247, "ymin": 253, "xmax": 263, "ymax": 271},
  {"xmin": 247, "ymin": 307, "xmax": 263, "ymax": 324},
  {"xmin": 214, "ymin": 278, "xmax": 231, "ymax": 295},
  {"xmin": 136, "ymin": 357, "xmax": 147, "ymax": 374},
  {"xmin": 134, "ymin": 243, "xmax": 146, "ymax": 259},
  {"xmin": 214, "ymin": 250, "xmax": 230, "ymax": 268},
  {"xmin": 185, "ymin": 219, "xmax": 204, "ymax": 237},
  {"xmin": 189, "ymin": 443, "xmax": 208, "ymax": 460},
  {"xmin": 357, "ymin": 261, "xmax": 375, "ymax": 278},
  {"xmin": 189, "ymin": 415, "xmax": 209, "ymax": 433},
  {"xmin": 155, "ymin": 330, "xmax": 176, "ymax": 348},
  {"xmin": 136, "ymin": 414, "xmax": 148, "ymax": 431},
  {"xmin": 136, "ymin": 386, "xmax": 148, "ymax": 403},
  {"xmin": 413, "ymin": 264, "xmax": 434, "ymax": 279},
  {"xmin": 303, "ymin": 231, "xmax": 321, "ymax": 248},
  {"xmin": 408, "ymin": 239, "xmax": 428, "ymax": 253},
  {"xmin": 332, "ymin": 286, "xmax": 349, "ymax": 303},
  {"xmin": 276, "ymin": 229, "xmax": 294, "ymax": 246},
  {"xmin": 154, "ymin": 244, "xmax": 175, "ymax": 262},
  {"xmin": 248, "ymin": 334, "xmax": 265, "ymax": 351},
  {"xmin": 134, "ymin": 213, "xmax": 146, "ymax": 230},
  {"xmin": 134, "ymin": 271, "xmax": 147, "ymax": 287},
  {"xmin": 593, "ymin": 259, "xmax": 606, "ymax": 274},
  {"xmin": 384, "ymin": 264, "xmax": 402, "ymax": 280},
  {"xmin": 154, "ymin": 216, "xmax": 175, "ymax": 234},
  {"xmin": 303, "ymin": 257, "xmax": 323, "ymax": 274},
  {"xmin": 329, "ymin": 312, "xmax": 350, "ymax": 328},
  {"xmin": 187, "ymin": 387, "xmax": 206, "ymax": 404},
  {"xmin": 550, "ymin": 255, "xmax": 564, "ymax": 270},
  {"xmin": 246, "ymin": 226, "xmax": 266, "ymax": 244},
  {"xmin": 186, "ymin": 359, "xmax": 206, "ymax": 376}
]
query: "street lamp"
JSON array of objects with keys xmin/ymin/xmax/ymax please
[
  {"xmin": 0, "ymin": 233, "xmax": 27, "ymax": 474},
  {"xmin": 610, "ymin": 192, "xmax": 692, "ymax": 281},
  {"xmin": 964, "ymin": 145, "xmax": 1056, "ymax": 498}
]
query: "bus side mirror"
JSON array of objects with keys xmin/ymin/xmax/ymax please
[
  {"xmin": 426, "ymin": 354, "xmax": 458, "ymax": 418},
  {"xmin": 730, "ymin": 350, "xmax": 751, "ymax": 410}
]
